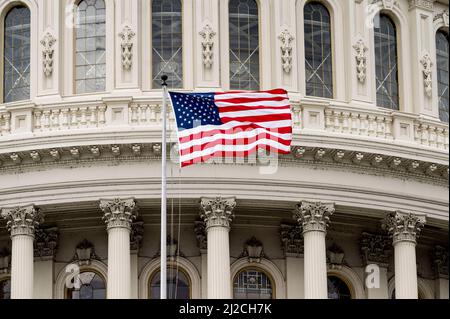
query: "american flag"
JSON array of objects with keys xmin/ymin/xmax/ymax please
[{"xmin": 169, "ymin": 89, "xmax": 293, "ymax": 167}]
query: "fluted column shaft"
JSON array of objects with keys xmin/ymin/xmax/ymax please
[
  {"xmin": 294, "ymin": 201, "xmax": 334, "ymax": 299},
  {"xmin": 303, "ymin": 230, "xmax": 327, "ymax": 298},
  {"xmin": 100, "ymin": 198, "xmax": 137, "ymax": 299},
  {"xmin": 200, "ymin": 197, "xmax": 236, "ymax": 299},
  {"xmin": 383, "ymin": 211, "xmax": 426, "ymax": 299},
  {"xmin": 1, "ymin": 205, "xmax": 43, "ymax": 299}
]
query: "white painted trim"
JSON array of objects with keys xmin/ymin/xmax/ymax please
[
  {"xmin": 230, "ymin": 257, "xmax": 286, "ymax": 299},
  {"xmin": 138, "ymin": 257, "xmax": 201, "ymax": 299}
]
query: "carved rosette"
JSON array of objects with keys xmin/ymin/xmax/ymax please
[
  {"xmin": 99, "ymin": 198, "xmax": 138, "ymax": 231},
  {"xmin": 199, "ymin": 23, "xmax": 216, "ymax": 68},
  {"xmin": 293, "ymin": 201, "xmax": 335, "ymax": 233},
  {"xmin": 40, "ymin": 31, "xmax": 57, "ymax": 77},
  {"xmin": 34, "ymin": 227, "xmax": 59, "ymax": 259},
  {"xmin": 382, "ymin": 211, "xmax": 426, "ymax": 245},
  {"xmin": 278, "ymin": 28, "xmax": 294, "ymax": 73},
  {"xmin": 130, "ymin": 220, "xmax": 144, "ymax": 252},
  {"xmin": 1, "ymin": 205, "xmax": 43, "ymax": 237},
  {"xmin": 200, "ymin": 197, "xmax": 236, "ymax": 230},
  {"xmin": 118, "ymin": 25, "xmax": 136, "ymax": 70},
  {"xmin": 360, "ymin": 232, "xmax": 392, "ymax": 266},
  {"xmin": 434, "ymin": 246, "xmax": 449, "ymax": 279},
  {"xmin": 353, "ymin": 37, "xmax": 368, "ymax": 83},
  {"xmin": 280, "ymin": 223, "xmax": 304, "ymax": 257},
  {"xmin": 420, "ymin": 53, "xmax": 433, "ymax": 97},
  {"xmin": 194, "ymin": 220, "xmax": 207, "ymax": 251}
]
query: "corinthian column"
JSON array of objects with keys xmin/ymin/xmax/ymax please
[
  {"xmin": 200, "ymin": 197, "xmax": 236, "ymax": 299},
  {"xmin": 100, "ymin": 198, "xmax": 137, "ymax": 299},
  {"xmin": 1, "ymin": 205, "xmax": 43, "ymax": 299},
  {"xmin": 383, "ymin": 211, "xmax": 426, "ymax": 299},
  {"xmin": 294, "ymin": 201, "xmax": 334, "ymax": 299}
]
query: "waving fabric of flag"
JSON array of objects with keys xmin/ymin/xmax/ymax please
[{"xmin": 169, "ymin": 89, "xmax": 293, "ymax": 167}]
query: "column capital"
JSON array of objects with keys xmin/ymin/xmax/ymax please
[
  {"xmin": 1, "ymin": 205, "xmax": 43, "ymax": 238},
  {"xmin": 382, "ymin": 211, "xmax": 426, "ymax": 245},
  {"xmin": 293, "ymin": 201, "xmax": 335, "ymax": 233},
  {"xmin": 99, "ymin": 198, "xmax": 138, "ymax": 231},
  {"xmin": 360, "ymin": 232, "xmax": 392, "ymax": 267},
  {"xmin": 200, "ymin": 196, "xmax": 236, "ymax": 230}
]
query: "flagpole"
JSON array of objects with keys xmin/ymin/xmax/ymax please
[{"xmin": 160, "ymin": 75, "xmax": 168, "ymax": 299}]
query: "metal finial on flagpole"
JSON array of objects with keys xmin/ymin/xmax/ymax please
[{"xmin": 160, "ymin": 75, "xmax": 168, "ymax": 299}]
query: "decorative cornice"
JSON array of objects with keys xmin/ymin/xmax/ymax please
[
  {"xmin": 200, "ymin": 196, "xmax": 236, "ymax": 230},
  {"xmin": 130, "ymin": 220, "xmax": 144, "ymax": 252},
  {"xmin": 360, "ymin": 232, "xmax": 392, "ymax": 266},
  {"xmin": 40, "ymin": 31, "xmax": 56, "ymax": 77},
  {"xmin": 408, "ymin": 0, "xmax": 434, "ymax": 11},
  {"xmin": 280, "ymin": 223, "xmax": 304, "ymax": 257},
  {"xmin": 194, "ymin": 220, "xmax": 207, "ymax": 251},
  {"xmin": 278, "ymin": 27, "xmax": 294, "ymax": 73},
  {"xmin": 199, "ymin": 22, "xmax": 216, "ymax": 69},
  {"xmin": 433, "ymin": 245, "xmax": 448, "ymax": 278},
  {"xmin": 99, "ymin": 198, "xmax": 138, "ymax": 231},
  {"xmin": 1, "ymin": 205, "xmax": 43, "ymax": 237},
  {"xmin": 34, "ymin": 226, "xmax": 58, "ymax": 259},
  {"xmin": 118, "ymin": 25, "xmax": 136, "ymax": 70},
  {"xmin": 382, "ymin": 211, "xmax": 426, "ymax": 245},
  {"xmin": 293, "ymin": 201, "xmax": 335, "ymax": 233}
]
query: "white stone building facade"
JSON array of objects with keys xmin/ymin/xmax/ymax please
[{"xmin": 0, "ymin": 0, "xmax": 448, "ymax": 299}]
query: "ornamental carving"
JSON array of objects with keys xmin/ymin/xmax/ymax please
[
  {"xmin": 280, "ymin": 223, "xmax": 304, "ymax": 256},
  {"xmin": 130, "ymin": 220, "xmax": 144, "ymax": 252},
  {"xmin": 434, "ymin": 245, "xmax": 449, "ymax": 278},
  {"xmin": 194, "ymin": 220, "xmax": 207, "ymax": 251},
  {"xmin": 408, "ymin": 0, "xmax": 434, "ymax": 10},
  {"xmin": 360, "ymin": 232, "xmax": 391, "ymax": 266},
  {"xmin": 420, "ymin": 53, "xmax": 433, "ymax": 97},
  {"xmin": 240, "ymin": 236, "xmax": 264, "ymax": 263},
  {"xmin": 99, "ymin": 198, "xmax": 138, "ymax": 230},
  {"xmin": 118, "ymin": 25, "xmax": 136, "ymax": 70},
  {"xmin": 353, "ymin": 37, "xmax": 368, "ymax": 83},
  {"xmin": 278, "ymin": 27, "xmax": 294, "ymax": 73},
  {"xmin": 372, "ymin": 0, "xmax": 398, "ymax": 10},
  {"xmin": 199, "ymin": 23, "xmax": 216, "ymax": 68},
  {"xmin": 40, "ymin": 31, "xmax": 56, "ymax": 77},
  {"xmin": 200, "ymin": 196, "xmax": 236, "ymax": 229},
  {"xmin": 34, "ymin": 227, "xmax": 58, "ymax": 259},
  {"xmin": 1, "ymin": 205, "xmax": 43, "ymax": 237},
  {"xmin": 73, "ymin": 239, "xmax": 98, "ymax": 266},
  {"xmin": 327, "ymin": 243, "xmax": 345, "ymax": 269},
  {"xmin": 293, "ymin": 201, "xmax": 335, "ymax": 233},
  {"xmin": 382, "ymin": 211, "xmax": 426, "ymax": 245},
  {"xmin": 434, "ymin": 10, "xmax": 449, "ymax": 27}
]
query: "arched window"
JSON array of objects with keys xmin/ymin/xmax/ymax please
[
  {"xmin": 374, "ymin": 14, "xmax": 399, "ymax": 110},
  {"xmin": 75, "ymin": 0, "xmax": 106, "ymax": 94},
  {"xmin": 304, "ymin": 2, "xmax": 333, "ymax": 98},
  {"xmin": 0, "ymin": 278, "xmax": 11, "ymax": 299},
  {"xmin": 3, "ymin": 6, "xmax": 30, "ymax": 103},
  {"xmin": 436, "ymin": 30, "xmax": 449, "ymax": 122},
  {"xmin": 152, "ymin": 0, "xmax": 183, "ymax": 88},
  {"xmin": 149, "ymin": 267, "xmax": 190, "ymax": 299},
  {"xmin": 229, "ymin": 0, "xmax": 260, "ymax": 90},
  {"xmin": 233, "ymin": 268, "xmax": 273, "ymax": 299},
  {"xmin": 327, "ymin": 275, "xmax": 351, "ymax": 299},
  {"xmin": 65, "ymin": 271, "xmax": 106, "ymax": 299}
]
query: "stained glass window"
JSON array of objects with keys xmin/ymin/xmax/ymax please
[
  {"xmin": 436, "ymin": 30, "xmax": 449, "ymax": 122},
  {"xmin": 152, "ymin": 0, "xmax": 183, "ymax": 88},
  {"xmin": 374, "ymin": 14, "xmax": 399, "ymax": 110},
  {"xmin": 229, "ymin": 0, "xmax": 260, "ymax": 90},
  {"xmin": 3, "ymin": 6, "xmax": 30, "ymax": 103},
  {"xmin": 66, "ymin": 271, "xmax": 106, "ymax": 299},
  {"xmin": 149, "ymin": 268, "xmax": 190, "ymax": 299},
  {"xmin": 233, "ymin": 269, "xmax": 273, "ymax": 299},
  {"xmin": 304, "ymin": 2, "xmax": 333, "ymax": 98},
  {"xmin": 75, "ymin": 0, "xmax": 106, "ymax": 94}
]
